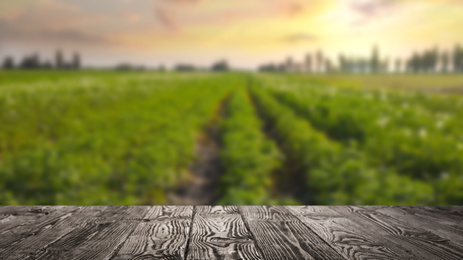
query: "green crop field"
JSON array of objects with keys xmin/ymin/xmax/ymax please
[{"xmin": 1, "ymin": 71, "xmax": 462, "ymax": 205}]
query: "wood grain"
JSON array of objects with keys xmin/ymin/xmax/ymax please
[
  {"xmin": 30, "ymin": 206, "xmax": 149, "ymax": 260},
  {"xmin": 0, "ymin": 206, "xmax": 81, "ymax": 254},
  {"xmin": 240, "ymin": 206, "xmax": 344, "ymax": 260},
  {"xmin": 288, "ymin": 206, "xmax": 416, "ymax": 260},
  {"xmin": 112, "ymin": 206, "xmax": 193, "ymax": 260},
  {"xmin": 377, "ymin": 207, "xmax": 463, "ymax": 247},
  {"xmin": 187, "ymin": 206, "xmax": 261, "ymax": 260},
  {"xmin": 0, "ymin": 206, "xmax": 76, "ymax": 234},
  {"xmin": 405, "ymin": 206, "xmax": 463, "ymax": 228},
  {"xmin": 0, "ymin": 206, "xmax": 462, "ymax": 260},
  {"xmin": 333, "ymin": 206, "xmax": 463, "ymax": 260}
]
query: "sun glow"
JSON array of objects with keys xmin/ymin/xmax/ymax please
[{"xmin": 1, "ymin": 0, "xmax": 463, "ymax": 68}]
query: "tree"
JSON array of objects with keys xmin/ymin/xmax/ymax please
[
  {"xmin": 453, "ymin": 44, "xmax": 463, "ymax": 73},
  {"xmin": 211, "ymin": 60, "xmax": 229, "ymax": 71},
  {"xmin": 430, "ymin": 47, "xmax": 439, "ymax": 72},
  {"xmin": 395, "ymin": 58, "xmax": 401, "ymax": 74},
  {"xmin": 258, "ymin": 63, "xmax": 279, "ymax": 72},
  {"xmin": 2, "ymin": 56, "xmax": 15, "ymax": 69},
  {"xmin": 421, "ymin": 47, "xmax": 439, "ymax": 72},
  {"xmin": 42, "ymin": 61, "xmax": 53, "ymax": 69},
  {"xmin": 316, "ymin": 50, "xmax": 323, "ymax": 73},
  {"xmin": 381, "ymin": 57, "xmax": 390, "ymax": 73},
  {"xmin": 305, "ymin": 54, "xmax": 312, "ymax": 73},
  {"xmin": 370, "ymin": 45, "xmax": 380, "ymax": 73},
  {"xmin": 440, "ymin": 51, "xmax": 450, "ymax": 73},
  {"xmin": 72, "ymin": 52, "xmax": 81, "ymax": 69},
  {"xmin": 338, "ymin": 54, "xmax": 347, "ymax": 73},
  {"xmin": 285, "ymin": 56, "xmax": 293, "ymax": 72},
  {"xmin": 407, "ymin": 52, "xmax": 423, "ymax": 73},
  {"xmin": 55, "ymin": 49, "xmax": 64, "ymax": 69},
  {"xmin": 324, "ymin": 58, "xmax": 333, "ymax": 73},
  {"xmin": 19, "ymin": 53, "xmax": 41, "ymax": 69},
  {"xmin": 157, "ymin": 65, "xmax": 166, "ymax": 72},
  {"xmin": 174, "ymin": 63, "xmax": 196, "ymax": 72}
]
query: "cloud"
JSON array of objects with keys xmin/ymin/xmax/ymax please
[
  {"xmin": 271, "ymin": 1, "xmax": 308, "ymax": 18},
  {"xmin": 0, "ymin": 0, "xmax": 114, "ymax": 47},
  {"xmin": 0, "ymin": 0, "xmax": 107, "ymax": 31},
  {"xmin": 41, "ymin": 29, "xmax": 110, "ymax": 44},
  {"xmin": 283, "ymin": 33, "xmax": 317, "ymax": 43},
  {"xmin": 345, "ymin": 0, "xmax": 400, "ymax": 28},
  {"xmin": 0, "ymin": 18, "xmax": 110, "ymax": 45},
  {"xmin": 155, "ymin": 6, "xmax": 179, "ymax": 31},
  {"xmin": 348, "ymin": 0, "xmax": 396, "ymax": 17},
  {"xmin": 286, "ymin": 2, "xmax": 305, "ymax": 16}
]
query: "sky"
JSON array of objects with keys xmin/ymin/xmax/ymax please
[{"xmin": 1, "ymin": 0, "xmax": 463, "ymax": 69}]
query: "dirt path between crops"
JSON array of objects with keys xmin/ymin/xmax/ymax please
[
  {"xmin": 167, "ymin": 97, "xmax": 228, "ymax": 205},
  {"xmin": 248, "ymin": 88, "xmax": 312, "ymax": 204}
]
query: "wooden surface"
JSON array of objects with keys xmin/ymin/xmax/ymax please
[{"xmin": 0, "ymin": 206, "xmax": 462, "ymax": 259}]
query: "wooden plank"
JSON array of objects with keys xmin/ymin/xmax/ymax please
[
  {"xmin": 0, "ymin": 206, "xmax": 75, "ymax": 234},
  {"xmin": 377, "ymin": 207, "xmax": 463, "ymax": 247},
  {"xmin": 186, "ymin": 206, "xmax": 261, "ymax": 260},
  {"xmin": 195, "ymin": 205, "xmax": 241, "ymax": 215},
  {"xmin": 1, "ymin": 206, "xmax": 462, "ymax": 259},
  {"xmin": 333, "ymin": 206, "xmax": 463, "ymax": 260},
  {"xmin": 0, "ymin": 207, "xmax": 105, "ymax": 259},
  {"xmin": 0, "ymin": 206, "xmax": 81, "ymax": 252},
  {"xmin": 30, "ymin": 206, "xmax": 150, "ymax": 260},
  {"xmin": 288, "ymin": 206, "xmax": 416, "ymax": 260},
  {"xmin": 112, "ymin": 206, "xmax": 194, "ymax": 260},
  {"xmin": 0, "ymin": 206, "xmax": 52, "ymax": 215},
  {"xmin": 406, "ymin": 206, "xmax": 463, "ymax": 228},
  {"xmin": 435, "ymin": 206, "xmax": 463, "ymax": 215},
  {"xmin": 240, "ymin": 206, "xmax": 345, "ymax": 260}
]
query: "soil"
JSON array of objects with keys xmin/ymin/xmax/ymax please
[{"xmin": 167, "ymin": 97, "xmax": 228, "ymax": 205}]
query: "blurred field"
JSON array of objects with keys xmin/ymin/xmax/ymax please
[
  {"xmin": 301, "ymin": 74, "xmax": 463, "ymax": 94},
  {"xmin": 0, "ymin": 71, "xmax": 462, "ymax": 205}
]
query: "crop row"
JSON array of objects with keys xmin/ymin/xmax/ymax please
[
  {"xmin": 218, "ymin": 86, "xmax": 283, "ymax": 204},
  {"xmin": 0, "ymin": 73, "xmax": 234, "ymax": 204},
  {"xmin": 255, "ymin": 74, "xmax": 463, "ymax": 204},
  {"xmin": 250, "ymin": 82, "xmax": 434, "ymax": 205}
]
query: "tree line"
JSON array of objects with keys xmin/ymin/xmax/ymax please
[
  {"xmin": 259, "ymin": 44, "xmax": 463, "ymax": 74},
  {"xmin": 2, "ymin": 51, "xmax": 231, "ymax": 72},
  {"xmin": 2, "ymin": 50, "xmax": 81, "ymax": 70}
]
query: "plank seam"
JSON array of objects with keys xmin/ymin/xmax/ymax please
[
  {"xmin": 237, "ymin": 206, "xmax": 266, "ymax": 260},
  {"xmin": 107, "ymin": 206, "xmax": 152, "ymax": 260},
  {"xmin": 27, "ymin": 207, "xmax": 85, "ymax": 253},
  {"xmin": 183, "ymin": 205, "xmax": 197, "ymax": 260},
  {"xmin": 285, "ymin": 206, "xmax": 349, "ymax": 260}
]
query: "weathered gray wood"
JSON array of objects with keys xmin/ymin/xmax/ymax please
[
  {"xmin": 186, "ymin": 206, "xmax": 261, "ymax": 260},
  {"xmin": 0, "ymin": 206, "xmax": 75, "ymax": 234},
  {"xmin": 0, "ymin": 206, "xmax": 52, "ymax": 216},
  {"xmin": 405, "ymin": 206, "xmax": 463, "ymax": 228},
  {"xmin": 1, "ymin": 206, "xmax": 463, "ymax": 260},
  {"xmin": 0, "ymin": 206, "xmax": 106, "ymax": 259},
  {"xmin": 434, "ymin": 206, "xmax": 463, "ymax": 215},
  {"xmin": 333, "ymin": 206, "xmax": 463, "ymax": 260},
  {"xmin": 288, "ymin": 206, "xmax": 416, "ymax": 260},
  {"xmin": 31, "ymin": 206, "xmax": 150, "ymax": 260},
  {"xmin": 378, "ymin": 207, "xmax": 463, "ymax": 247},
  {"xmin": 0, "ymin": 206, "xmax": 81, "ymax": 253},
  {"xmin": 112, "ymin": 206, "xmax": 193, "ymax": 260},
  {"xmin": 240, "ymin": 206, "xmax": 345, "ymax": 260}
]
